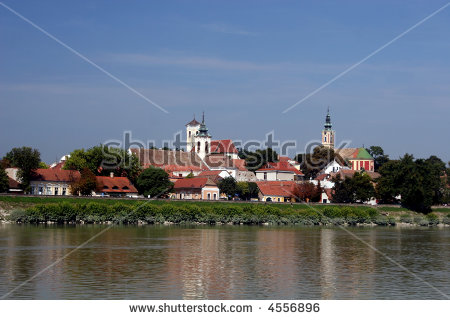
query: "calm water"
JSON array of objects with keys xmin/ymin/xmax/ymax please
[{"xmin": 0, "ymin": 224, "xmax": 449, "ymax": 299}]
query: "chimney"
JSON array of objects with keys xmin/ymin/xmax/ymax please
[{"xmin": 110, "ymin": 172, "xmax": 114, "ymax": 178}]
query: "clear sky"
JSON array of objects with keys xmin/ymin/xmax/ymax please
[{"xmin": 1, "ymin": 0, "xmax": 449, "ymax": 163}]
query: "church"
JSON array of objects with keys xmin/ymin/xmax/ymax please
[
  {"xmin": 321, "ymin": 108, "xmax": 375, "ymax": 172},
  {"xmin": 185, "ymin": 113, "xmax": 240, "ymax": 160}
]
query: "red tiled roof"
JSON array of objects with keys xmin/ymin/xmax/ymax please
[
  {"xmin": 96, "ymin": 176, "xmax": 138, "ymax": 193},
  {"xmin": 50, "ymin": 161, "xmax": 65, "ymax": 170},
  {"xmin": 232, "ymin": 159, "xmax": 247, "ymax": 171},
  {"xmin": 186, "ymin": 118, "xmax": 201, "ymax": 126},
  {"xmin": 198, "ymin": 170, "xmax": 221, "ymax": 177},
  {"xmin": 256, "ymin": 181, "xmax": 297, "ymax": 197},
  {"xmin": 256, "ymin": 162, "xmax": 304, "ymax": 175},
  {"xmin": 278, "ymin": 156, "xmax": 290, "ymax": 162},
  {"xmin": 316, "ymin": 173, "xmax": 328, "ymax": 181},
  {"xmin": 323, "ymin": 188, "xmax": 333, "ymax": 199},
  {"xmin": 210, "ymin": 139, "xmax": 238, "ymax": 154},
  {"xmin": 8, "ymin": 177, "xmax": 21, "ymax": 189},
  {"xmin": 155, "ymin": 164, "xmax": 203, "ymax": 172},
  {"xmin": 130, "ymin": 149, "xmax": 207, "ymax": 169},
  {"xmin": 174, "ymin": 177, "xmax": 216, "ymax": 189},
  {"xmin": 204, "ymin": 155, "xmax": 235, "ymax": 168},
  {"xmin": 31, "ymin": 169, "xmax": 80, "ymax": 182}
]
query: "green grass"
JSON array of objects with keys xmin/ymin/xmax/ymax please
[
  {"xmin": 377, "ymin": 206, "xmax": 412, "ymax": 212},
  {"xmin": 433, "ymin": 207, "xmax": 450, "ymax": 214}
]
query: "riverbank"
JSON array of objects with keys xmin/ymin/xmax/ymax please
[{"xmin": 1, "ymin": 195, "xmax": 449, "ymax": 226}]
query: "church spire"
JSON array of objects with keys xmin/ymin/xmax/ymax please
[
  {"xmin": 197, "ymin": 111, "xmax": 210, "ymax": 137},
  {"xmin": 324, "ymin": 107, "xmax": 332, "ymax": 130}
]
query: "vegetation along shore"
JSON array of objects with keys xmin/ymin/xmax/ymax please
[{"xmin": 1, "ymin": 196, "xmax": 449, "ymax": 226}]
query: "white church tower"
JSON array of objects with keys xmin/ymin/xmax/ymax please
[
  {"xmin": 185, "ymin": 115, "xmax": 201, "ymax": 152},
  {"xmin": 193, "ymin": 112, "xmax": 211, "ymax": 160}
]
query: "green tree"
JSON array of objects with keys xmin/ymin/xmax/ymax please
[
  {"xmin": 332, "ymin": 171, "xmax": 375, "ymax": 203},
  {"xmin": 5, "ymin": 146, "xmax": 41, "ymax": 189},
  {"xmin": 376, "ymin": 154, "xmax": 445, "ymax": 213},
  {"xmin": 64, "ymin": 145, "xmax": 141, "ymax": 183},
  {"xmin": 218, "ymin": 177, "xmax": 237, "ymax": 199},
  {"xmin": 185, "ymin": 172, "xmax": 195, "ymax": 178},
  {"xmin": 241, "ymin": 148, "xmax": 279, "ymax": 171},
  {"xmin": 136, "ymin": 167, "xmax": 173, "ymax": 198},
  {"xmin": 70, "ymin": 168, "xmax": 97, "ymax": 196},
  {"xmin": 0, "ymin": 167, "xmax": 9, "ymax": 192},
  {"xmin": 368, "ymin": 146, "xmax": 390, "ymax": 171},
  {"xmin": 38, "ymin": 162, "xmax": 49, "ymax": 169},
  {"xmin": 301, "ymin": 146, "xmax": 335, "ymax": 179}
]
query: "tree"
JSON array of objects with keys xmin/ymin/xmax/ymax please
[
  {"xmin": 301, "ymin": 146, "xmax": 335, "ymax": 179},
  {"xmin": 64, "ymin": 145, "xmax": 141, "ymax": 183},
  {"xmin": 368, "ymin": 146, "xmax": 389, "ymax": 171},
  {"xmin": 236, "ymin": 181, "xmax": 258, "ymax": 200},
  {"xmin": 240, "ymin": 148, "xmax": 279, "ymax": 171},
  {"xmin": 218, "ymin": 177, "xmax": 237, "ymax": 199},
  {"xmin": 38, "ymin": 162, "xmax": 49, "ymax": 169},
  {"xmin": 5, "ymin": 147, "xmax": 41, "ymax": 189},
  {"xmin": 0, "ymin": 167, "xmax": 9, "ymax": 193},
  {"xmin": 70, "ymin": 168, "xmax": 97, "ymax": 196},
  {"xmin": 332, "ymin": 171, "xmax": 375, "ymax": 203},
  {"xmin": 376, "ymin": 154, "xmax": 446, "ymax": 213},
  {"xmin": 294, "ymin": 182, "xmax": 321, "ymax": 202},
  {"xmin": 136, "ymin": 167, "xmax": 173, "ymax": 198},
  {"xmin": 185, "ymin": 172, "xmax": 195, "ymax": 179}
]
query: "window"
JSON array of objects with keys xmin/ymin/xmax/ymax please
[
  {"xmin": 324, "ymin": 136, "xmax": 327, "ymax": 142},
  {"xmin": 205, "ymin": 141, "xmax": 208, "ymax": 152},
  {"xmin": 38, "ymin": 186, "xmax": 43, "ymax": 195},
  {"xmin": 264, "ymin": 172, "xmax": 267, "ymax": 180},
  {"xmin": 189, "ymin": 131, "xmax": 191, "ymax": 137},
  {"xmin": 46, "ymin": 186, "xmax": 51, "ymax": 195},
  {"xmin": 179, "ymin": 173, "xmax": 182, "ymax": 177},
  {"xmin": 207, "ymin": 193, "xmax": 211, "ymax": 200},
  {"xmin": 213, "ymin": 193, "xmax": 217, "ymax": 200},
  {"xmin": 197, "ymin": 141, "xmax": 201, "ymax": 152},
  {"xmin": 31, "ymin": 186, "xmax": 35, "ymax": 194},
  {"xmin": 62, "ymin": 187, "xmax": 67, "ymax": 195},
  {"xmin": 54, "ymin": 187, "xmax": 59, "ymax": 195}
]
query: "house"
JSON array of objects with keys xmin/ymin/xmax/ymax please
[
  {"xmin": 255, "ymin": 161, "xmax": 304, "ymax": 181},
  {"xmin": 130, "ymin": 148, "xmax": 207, "ymax": 171},
  {"xmin": 210, "ymin": 139, "xmax": 240, "ymax": 159},
  {"xmin": 5, "ymin": 168, "xmax": 23, "ymax": 193},
  {"xmin": 29, "ymin": 168, "xmax": 80, "ymax": 196},
  {"xmin": 198, "ymin": 170, "xmax": 231, "ymax": 183},
  {"xmin": 93, "ymin": 175, "xmax": 138, "ymax": 197},
  {"xmin": 323, "ymin": 159, "xmax": 350, "ymax": 174},
  {"xmin": 173, "ymin": 177, "xmax": 220, "ymax": 200},
  {"xmin": 321, "ymin": 188, "xmax": 333, "ymax": 204},
  {"xmin": 256, "ymin": 181, "xmax": 298, "ymax": 202},
  {"xmin": 335, "ymin": 148, "xmax": 375, "ymax": 172}
]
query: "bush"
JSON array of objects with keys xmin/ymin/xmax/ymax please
[
  {"xmin": 400, "ymin": 214, "xmax": 413, "ymax": 224},
  {"xmin": 426, "ymin": 213, "xmax": 440, "ymax": 226}
]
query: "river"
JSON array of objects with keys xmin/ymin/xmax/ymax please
[{"xmin": 0, "ymin": 224, "xmax": 448, "ymax": 299}]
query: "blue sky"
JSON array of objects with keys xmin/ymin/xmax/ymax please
[{"xmin": 1, "ymin": 0, "xmax": 449, "ymax": 163}]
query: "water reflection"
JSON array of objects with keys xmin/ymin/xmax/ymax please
[{"xmin": 0, "ymin": 224, "xmax": 448, "ymax": 299}]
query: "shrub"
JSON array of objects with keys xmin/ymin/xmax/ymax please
[
  {"xmin": 400, "ymin": 214, "xmax": 413, "ymax": 224},
  {"xmin": 426, "ymin": 213, "xmax": 439, "ymax": 226}
]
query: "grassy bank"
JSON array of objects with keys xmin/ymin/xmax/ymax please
[{"xmin": 1, "ymin": 196, "xmax": 448, "ymax": 226}]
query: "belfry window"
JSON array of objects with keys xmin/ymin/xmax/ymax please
[{"xmin": 197, "ymin": 141, "xmax": 201, "ymax": 152}]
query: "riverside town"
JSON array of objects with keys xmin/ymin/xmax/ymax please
[{"xmin": 1, "ymin": 109, "xmax": 449, "ymax": 226}]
